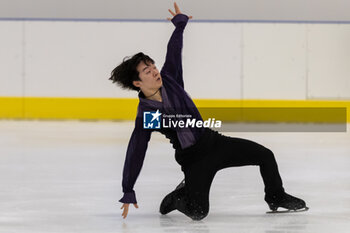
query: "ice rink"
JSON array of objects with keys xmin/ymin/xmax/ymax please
[{"xmin": 0, "ymin": 120, "xmax": 349, "ymax": 233}]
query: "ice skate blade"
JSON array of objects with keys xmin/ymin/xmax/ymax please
[{"xmin": 266, "ymin": 206, "xmax": 309, "ymax": 214}]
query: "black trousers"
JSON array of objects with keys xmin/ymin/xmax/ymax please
[{"xmin": 171, "ymin": 128, "xmax": 284, "ymax": 220}]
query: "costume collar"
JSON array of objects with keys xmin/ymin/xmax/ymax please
[{"xmin": 138, "ymin": 87, "xmax": 166, "ymax": 109}]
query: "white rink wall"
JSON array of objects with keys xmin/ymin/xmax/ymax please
[{"xmin": 1, "ymin": 20, "xmax": 350, "ymax": 100}]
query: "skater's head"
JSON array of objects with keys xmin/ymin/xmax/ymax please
[{"xmin": 109, "ymin": 52, "xmax": 162, "ymax": 92}]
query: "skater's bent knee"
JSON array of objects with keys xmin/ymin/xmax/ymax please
[
  {"xmin": 264, "ymin": 148, "xmax": 274, "ymax": 157},
  {"xmin": 259, "ymin": 148, "xmax": 276, "ymax": 163},
  {"xmin": 187, "ymin": 202, "xmax": 209, "ymax": 220},
  {"xmin": 189, "ymin": 207, "xmax": 209, "ymax": 221}
]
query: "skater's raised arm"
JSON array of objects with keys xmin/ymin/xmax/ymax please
[{"xmin": 161, "ymin": 2, "xmax": 192, "ymax": 88}]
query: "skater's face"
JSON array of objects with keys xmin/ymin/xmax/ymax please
[{"xmin": 133, "ymin": 61, "xmax": 162, "ymax": 91}]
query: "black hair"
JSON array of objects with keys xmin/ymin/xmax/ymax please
[{"xmin": 109, "ymin": 52, "xmax": 155, "ymax": 91}]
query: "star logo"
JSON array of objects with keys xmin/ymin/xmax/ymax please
[
  {"xmin": 150, "ymin": 109, "xmax": 162, "ymax": 122},
  {"xmin": 143, "ymin": 110, "xmax": 162, "ymax": 129}
]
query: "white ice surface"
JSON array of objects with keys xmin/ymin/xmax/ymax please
[{"xmin": 0, "ymin": 120, "xmax": 349, "ymax": 233}]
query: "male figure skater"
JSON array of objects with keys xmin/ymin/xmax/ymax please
[{"xmin": 110, "ymin": 2, "xmax": 308, "ymax": 220}]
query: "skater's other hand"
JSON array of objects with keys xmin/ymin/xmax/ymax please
[
  {"xmin": 167, "ymin": 2, "xmax": 193, "ymax": 21},
  {"xmin": 121, "ymin": 203, "xmax": 139, "ymax": 219}
]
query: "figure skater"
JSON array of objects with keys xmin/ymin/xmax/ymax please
[{"xmin": 109, "ymin": 2, "xmax": 308, "ymax": 220}]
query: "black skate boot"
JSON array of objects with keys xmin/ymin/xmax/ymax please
[
  {"xmin": 160, "ymin": 179, "xmax": 209, "ymax": 220},
  {"xmin": 159, "ymin": 179, "xmax": 185, "ymax": 215},
  {"xmin": 265, "ymin": 192, "xmax": 309, "ymax": 213}
]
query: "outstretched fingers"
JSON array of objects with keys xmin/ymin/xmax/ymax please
[
  {"xmin": 168, "ymin": 8, "xmax": 176, "ymax": 17},
  {"xmin": 167, "ymin": 2, "xmax": 193, "ymax": 21},
  {"xmin": 174, "ymin": 2, "xmax": 181, "ymax": 14},
  {"xmin": 121, "ymin": 203, "xmax": 139, "ymax": 219},
  {"xmin": 121, "ymin": 204, "xmax": 129, "ymax": 219}
]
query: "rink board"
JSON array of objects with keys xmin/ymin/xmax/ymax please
[{"xmin": 0, "ymin": 97, "xmax": 349, "ymax": 123}]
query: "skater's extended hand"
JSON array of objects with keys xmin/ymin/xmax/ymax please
[
  {"xmin": 167, "ymin": 2, "xmax": 193, "ymax": 21},
  {"xmin": 121, "ymin": 203, "xmax": 139, "ymax": 219}
]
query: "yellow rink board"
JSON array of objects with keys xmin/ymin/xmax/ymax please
[{"xmin": 0, "ymin": 97, "xmax": 349, "ymax": 122}]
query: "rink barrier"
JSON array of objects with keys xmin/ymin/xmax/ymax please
[{"xmin": 0, "ymin": 97, "xmax": 349, "ymax": 122}]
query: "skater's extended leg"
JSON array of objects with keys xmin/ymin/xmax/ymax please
[
  {"xmin": 214, "ymin": 133, "xmax": 284, "ymax": 196},
  {"xmin": 213, "ymin": 132, "xmax": 307, "ymax": 211}
]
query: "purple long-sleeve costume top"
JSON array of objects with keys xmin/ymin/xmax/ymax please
[{"xmin": 119, "ymin": 14, "xmax": 205, "ymax": 204}]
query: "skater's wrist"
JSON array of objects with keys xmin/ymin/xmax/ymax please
[
  {"xmin": 171, "ymin": 14, "xmax": 189, "ymax": 28},
  {"xmin": 119, "ymin": 191, "xmax": 137, "ymax": 204}
]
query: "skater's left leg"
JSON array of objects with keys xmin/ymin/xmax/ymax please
[
  {"xmin": 213, "ymin": 135, "xmax": 307, "ymax": 210},
  {"xmin": 212, "ymin": 133, "xmax": 307, "ymax": 211},
  {"xmin": 213, "ymin": 133, "xmax": 284, "ymax": 197}
]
